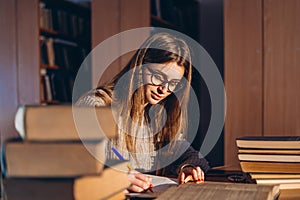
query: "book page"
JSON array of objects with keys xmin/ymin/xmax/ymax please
[
  {"xmin": 156, "ymin": 183, "xmax": 279, "ymax": 200},
  {"xmin": 150, "ymin": 175, "xmax": 178, "ymax": 193},
  {"xmin": 125, "ymin": 175, "xmax": 178, "ymax": 199}
]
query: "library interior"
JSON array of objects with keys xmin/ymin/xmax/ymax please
[{"xmin": 0, "ymin": 0, "xmax": 299, "ymax": 199}]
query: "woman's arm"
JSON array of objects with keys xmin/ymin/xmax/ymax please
[
  {"xmin": 161, "ymin": 142, "xmax": 210, "ymax": 183},
  {"xmin": 176, "ymin": 145, "xmax": 210, "ymax": 174}
]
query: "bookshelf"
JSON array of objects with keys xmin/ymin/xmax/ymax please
[
  {"xmin": 91, "ymin": 1, "xmax": 223, "ymax": 167},
  {"xmin": 150, "ymin": 0, "xmax": 184, "ymax": 34},
  {"xmin": 150, "ymin": 0, "xmax": 202, "ymax": 40},
  {"xmin": 1, "ymin": 0, "xmax": 300, "ymax": 188},
  {"xmin": 0, "ymin": 0, "xmax": 224, "ymax": 168},
  {"xmin": 38, "ymin": 0, "xmax": 91, "ymax": 104},
  {"xmin": 150, "ymin": 0, "xmax": 225, "ymax": 168}
]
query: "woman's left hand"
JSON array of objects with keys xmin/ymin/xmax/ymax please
[{"xmin": 178, "ymin": 165, "xmax": 204, "ymax": 184}]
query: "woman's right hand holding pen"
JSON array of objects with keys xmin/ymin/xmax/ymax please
[
  {"xmin": 111, "ymin": 147, "xmax": 153, "ymax": 193},
  {"xmin": 126, "ymin": 170, "xmax": 153, "ymax": 193}
]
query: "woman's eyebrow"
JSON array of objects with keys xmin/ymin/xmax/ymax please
[
  {"xmin": 148, "ymin": 68, "xmax": 167, "ymax": 77},
  {"xmin": 151, "ymin": 69, "xmax": 182, "ymax": 82},
  {"xmin": 170, "ymin": 79, "xmax": 181, "ymax": 82}
]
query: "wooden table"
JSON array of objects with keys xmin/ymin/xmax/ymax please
[{"xmin": 109, "ymin": 165, "xmax": 300, "ymax": 200}]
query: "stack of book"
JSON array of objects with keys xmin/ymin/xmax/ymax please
[
  {"xmin": 236, "ymin": 136, "xmax": 300, "ymax": 190},
  {"xmin": 2, "ymin": 105, "xmax": 130, "ymax": 200}
]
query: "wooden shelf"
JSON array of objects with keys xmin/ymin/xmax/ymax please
[
  {"xmin": 39, "ymin": 0, "xmax": 91, "ymax": 104},
  {"xmin": 40, "ymin": 27, "xmax": 58, "ymax": 35},
  {"xmin": 40, "ymin": 64, "xmax": 59, "ymax": 70}
]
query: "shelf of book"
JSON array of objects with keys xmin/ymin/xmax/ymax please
[{"xmin": 38, "ymin": 0, "xmax": 91, "ymax": 104}]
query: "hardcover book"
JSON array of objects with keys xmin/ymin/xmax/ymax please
[
  {"xmin": 236, "ymin": 136, "xmax": 300, "ymax": 149},
  {"xmin": 3, "ymin": 140, "xmax": 106, "ymax": 177},
  {"xmin": 14, "ymin": 105, "xmax": 117, "ymax": 141},
  {"xmin": 3, "ymin": 161, "xmax": 130, "ymax": 200},
  {"xmin": 238, "ymin": 154, "xmax": 300, "ymax": 162},
  {"xmin": 240, "ymin": 161, "xmax": 300, "ymax": 173},
  {"xmin": 238, "ymin": 149, "xmax": 300, "ymax": 155}
]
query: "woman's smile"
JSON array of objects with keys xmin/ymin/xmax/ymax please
[{"xmin": 151, "ymin": 91, "xmax": 163, "ymax": 100}]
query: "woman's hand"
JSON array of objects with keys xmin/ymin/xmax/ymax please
[
  {"xmin": 126, "ymin": 170, "xmax": 152, "ymax": 193},
  {"xmin": 178, "ymin": 165, "xmax": 205, "ymax": 184}
]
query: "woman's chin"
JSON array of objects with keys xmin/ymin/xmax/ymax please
[{"xmin": 146, "ymin": 97, "xmax": 161, "ymax": 105}]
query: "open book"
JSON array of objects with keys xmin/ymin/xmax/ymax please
[
  {"xmin": 157, "ymin": 181, "xmax": 280, "ymax": 200},
  {"xmin": 126, "ymin": 177, "xmax": 280, "ymax": 200},
  {"xmin": 125, "ymin": 175, "xmax": 178, "ymax": 199}
]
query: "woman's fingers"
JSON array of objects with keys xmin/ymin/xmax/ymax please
[
  {"xmin": 179, "ymin": 166, "xmax": 205, "ymax": 184},
  {"xmin": 127, "ymin": 171, "xmax": 152, "ymax": 193},
  {"xmin": 195, "ymin": 166, "xmax": 204, "ymax": 183},
  {"xmin": 127, "ymin": 184, "xmax": 146, "ymax": 193},
  {"xmin": 192, "ymin": 167, "xmax": 198, "ymax": 181},
  {"xmin": 178, "ymin": 170, "xmax": 186, "ymax": 184}
]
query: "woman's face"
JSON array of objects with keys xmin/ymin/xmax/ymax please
[{"xmin": 143, "ymin": 61, "xmax": 185, "ymax": 105}]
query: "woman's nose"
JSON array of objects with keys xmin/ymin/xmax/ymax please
[{"xmin": 157, "ymin": 83, "xmax": 168, "ymax": 94}]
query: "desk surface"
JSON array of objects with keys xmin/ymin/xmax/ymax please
[
  {"xmin": 109, "ymin": 186, "xmax": 300, "ymax": 200},
  {"xmin": 110, "ymin": 165, "xmax": 300, "ymax": 200}
]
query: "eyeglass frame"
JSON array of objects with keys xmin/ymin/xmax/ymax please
[{"xmin": 143, "ymin": 67, "xmax": 185, "ymax": 92}]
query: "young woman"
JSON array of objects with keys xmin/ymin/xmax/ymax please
[{"xmin": 76, "ymin": 32, "xmax": 209, "ymax": 193}]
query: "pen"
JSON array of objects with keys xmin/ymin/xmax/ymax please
[
  {"xmin": 111, "ymin": 146, "xmax": 134, "ymax": 170},
  {"xmin": 147, "ymin": 184, "xmax": 154, "ymax": 193},
  {"xmin": 111, "ymin": 147, "xmax": 153, "ymax": 193}
]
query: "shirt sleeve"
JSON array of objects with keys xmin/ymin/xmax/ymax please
[
  {"xmin": 162, "ymin": 140, "xmax": 210, "ymax": 176},
  {"xmin": 175, "ymin": 145, "xmax": 210, "ymax": 174},
  {"xmin": 75, "ymin": 88, "xmax": 111, "ymax": 107}
]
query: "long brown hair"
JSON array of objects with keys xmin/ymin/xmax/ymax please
[{"xmin": 99, "ymin": 32, "xmax": 192, "ymax": 156}]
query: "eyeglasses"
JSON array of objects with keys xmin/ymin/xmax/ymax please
[{"xmin": 145, "ymin": 68, "xmax": 184, "ymax": 92}]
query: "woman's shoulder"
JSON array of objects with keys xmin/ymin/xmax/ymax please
[{"xmin": 75, "ymin": 87, "xmax": 113, "ymax": 107}]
